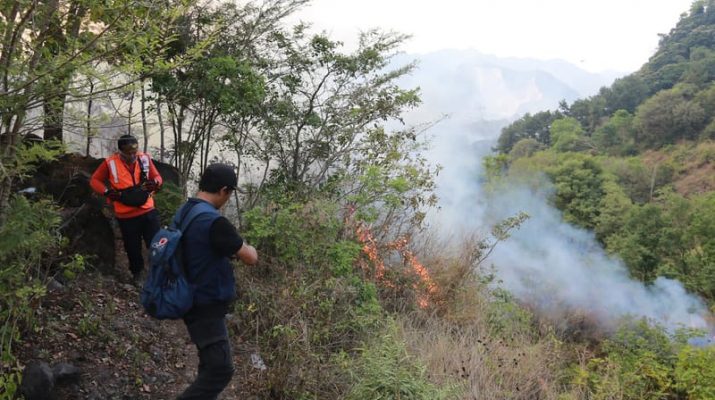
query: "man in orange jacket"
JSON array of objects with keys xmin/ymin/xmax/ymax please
[{"xmin": 90, "ymin": 134, "xmax": 163, "ymax": 284}]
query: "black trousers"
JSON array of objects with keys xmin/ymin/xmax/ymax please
[
  {"xmin": 116, "ymin": 209, "xmax": 160, "ymax": 276},
  {"xmin": 178, "ymin": 305, "xmax": 234, "ymax": 399}
]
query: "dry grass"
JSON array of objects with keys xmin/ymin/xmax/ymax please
[
  {"xmin": 396, "ymin": 237, "xmax": 588, "ymax": 399},
  {"xmin": 399, "ymin": 315, "xmax": 573, "ymax": 400}
]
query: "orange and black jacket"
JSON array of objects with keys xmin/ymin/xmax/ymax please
[{"xmin": 89, "ymin": 152, "xmax": 163, "ymax": 219}]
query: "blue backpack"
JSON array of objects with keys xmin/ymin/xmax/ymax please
[{"xmin": 140, "ymin": 202, "xmax": 214, "ymax": 319}]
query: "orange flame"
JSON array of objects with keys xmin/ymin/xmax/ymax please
[
  {"xmin": 356, "ymin": 224, "xmax": 386, "ymax": 281},
  {"xmin": 349, "ymin": 206, "xmax": 438, "ymax": 308},
  {"xmin": 389, "ymin": 236, "xmax": 439, "ymax": 309}
]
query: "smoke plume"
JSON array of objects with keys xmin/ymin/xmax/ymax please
[{"xmin": 425, "ymin": 119, "xmax": 710, "ymax": 332}]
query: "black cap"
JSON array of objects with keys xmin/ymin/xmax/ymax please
[
  {"xmin": 199, "ymin": 163, "xmax": 238, "ymax": 193},
  {"xmin": 118, "ymin": 134, "xmax": 138, "ymax": 151}
]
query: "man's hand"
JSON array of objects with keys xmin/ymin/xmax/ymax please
[
  {"xmin": 142, "ymin": 179, "xmax": 160, "ymax": 192},
  {"xmin": 104, "ymin": 188, "xmax": 121, "ymax": 201},
  {"xmin": 236, "ymin": 243, "xmax": 258, "ymax": 265}
]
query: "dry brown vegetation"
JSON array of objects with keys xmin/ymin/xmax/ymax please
[
  {"xmin": 392, "ymin": 237, "xmax": 594, "ymax": 400},
  {"xmin": 642, "ymin": 140, "xmax": 715, "ymax": 197}
]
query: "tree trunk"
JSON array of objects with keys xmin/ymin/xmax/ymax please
[
  {"xmin": 85, "ymin": 79, "xmax": 94, "ymax": 156},
  {"xmin": 42, "ymin": 72, "xmax": 68, "ymax": 141},
  {"xmin": 141, "ymin": 79, "xmax": 148, "ymax": 152},
  {"xmin": 42, "ymin": 1, "xmax": 87, "ymax": 143},
  {"xmin": 0, "ymin": 115, "xmax": 23, "ymax": 225},
  {"xmin": 156, "ymin": 99, "xmax": 165, "ymax": 162},
  {"xmin": 127, "ymin": 90, "xmax": 134, "ymax": 136}
]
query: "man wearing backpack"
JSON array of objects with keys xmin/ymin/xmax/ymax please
[
  {"xmin": 176, "ymin": 163, "xmax": 258, "ymax": 399},
  {"xmin": 90, "ymin": 134, "xmax": 162, "ymax": 285}
]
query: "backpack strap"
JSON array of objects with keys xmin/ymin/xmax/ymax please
[
  {"xmin": 172, "ymin": 201, "xmax": 217, "ymax": 281},
  {"xmin": 138, "ymin": 153, "xmax": 151, "ymax": 184},
  {"xmin": 174, "ymin": 201, "xmax": 214, "ymax": 232}
]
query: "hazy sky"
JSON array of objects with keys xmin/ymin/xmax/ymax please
[{"xmin": 291, "ymin": 0, "xmax": 695, "ymax": 73}]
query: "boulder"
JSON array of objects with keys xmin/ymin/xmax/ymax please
[
  {"xmin": 20, "ymin": 361, "xmax": 55, "ymax": 400},
  {"xmin": 52, "ymin": 362, "xmax": 81, "ymax": 383}
]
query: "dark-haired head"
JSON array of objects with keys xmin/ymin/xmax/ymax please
[
  {"xmin": 118, "ymin": 134, "xmax": 138, "ymax": 151},
  {"xmin": 199, "ymin": 163, "xmax": 237, "ymax": 194}
]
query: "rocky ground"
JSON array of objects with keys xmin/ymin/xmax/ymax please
[
  {"xmin": 19, "ymin": 270, "xmax": 272, "ymax": 399},
  {"xmin": 18, "ymin": 216, "xmax": 270, "ymax": 400},
  {"xmin": 17, "ymin": 154, "xmax": 273, "ymax": 399}
]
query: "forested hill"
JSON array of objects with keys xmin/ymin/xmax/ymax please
[
  {"xmin": 498, "ymin": 0, "xmax": 715, "ymax": 155},
  {"xmin": 5, "ymin": 1, "xmax": 715, "ymax": 399},
  {"xmin": 492, "ymin": 0, "xmax": 715, "ymax": 301}
]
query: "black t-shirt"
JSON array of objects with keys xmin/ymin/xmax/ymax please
[{"xmin": 208, "ymin": 216, "xmax": 244, "ymax": 258}]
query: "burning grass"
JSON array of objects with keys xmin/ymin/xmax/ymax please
[{"xmin": 354, "ymin": 221, "xmax": 439, "ymax": 309}]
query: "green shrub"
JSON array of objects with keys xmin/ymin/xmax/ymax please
[
  {"xmin": 347, "ymin": 321, "xmax": 459, "ymax": 400},
  {"xmin": 152, "ymin": 181, "xmax": 184, "ymax": 224},
  {"xmin": 675, "ymin": 345, "xmax": 715, "ymax": 399},
  {"xmin": 242, "ymin": 199, "xmax": 343, "ymax": 267},
  {"xmin": 0, "ymin": 197, "xmax": 61, "ymax": 360},
  {"xmin": 0, "ymin": 195, "xmax": 82, "ymax": 397},
  {"xmin": 0, "ymin": 369, "xmax": 21, "ymax": 400},
  {"xmin": 578, "ymin": 321, "xmax": 680, "ymax": 400},
  {"xmin": 235, "ymin": 199, "xmax": 386, "ymax": 397}
]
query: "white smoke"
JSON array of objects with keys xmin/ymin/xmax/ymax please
[{"xmin": 424, "ymin": 118, "xmax": 710, "ymax": 332}]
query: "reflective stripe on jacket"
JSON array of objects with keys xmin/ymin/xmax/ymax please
[{"xmin": 105, "ymin": 152, "xmax": 155, "ymax": 218}]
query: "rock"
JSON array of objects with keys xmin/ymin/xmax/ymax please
[
  {"xmin": 250, "ymin": 353, "xmax": 267, "ymax": 371},
  {"xmin": 52, "ymin": 362, "xmax": 81, "ymax": 383},
  {"xmin": 149, "ymin": 345, "xmax": 164, "ymax": 363},
  {"xmin": 20, "ymin": 361, "xmax": 55, "ymax": 400},
  {"xmin": 47, "ymin": 278, "xmax": 64, "ymax": 293}
]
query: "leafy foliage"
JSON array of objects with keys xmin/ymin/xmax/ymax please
[
  {"xmin": 152, "ymin": 181, "xmax": 184, "ymax": 224},
  {"xmin": 0, "ymin": 195, "xmax": 83, "ymax": 396},
  {"xmin": 496, "ymin": 110, "xmax": 562, "ymax": 154},
  {"xmin": 235, "ymin": 200, "xmax": 386, "ymax": 397},
  {"xmin": 347, "ymin": 321, "xmax": 457, "ymax": 400},
  {"xmin": 573, "ymin": 320, "xmax": 715, "ymax": 400},
  {"xmin": 674, "ymin": 345, "xmax": 715, "ymax": 399}
]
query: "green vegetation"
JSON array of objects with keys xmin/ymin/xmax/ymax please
[
  {"xmin": 3, "ymin": 0, "xmax": 715, "ymax": 398},
  {"xmin": 488, "ymin": 2, "xmax": 715, "ymax": 398},
  {"xmin": 495, "ymin": 0, "xmax": 715, "ymax": 301}
]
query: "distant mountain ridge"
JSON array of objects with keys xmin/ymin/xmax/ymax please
[{"xmin": 394, "ymin": 49, "xmax": 622, "ymax": 125}]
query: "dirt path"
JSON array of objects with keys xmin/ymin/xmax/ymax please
[{"xmin": 20, "ymin": 271, "xmax": 269, "ymax": 399}]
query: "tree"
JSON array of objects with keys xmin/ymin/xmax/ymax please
[
  {"xmin": 508, "ymin": 138, "xmax": 543, "ymax": 160},
  {"xmin": 496, "ymin": 110, "xmax": 562, "ymax": 154},
  {"xmin": 601, "ymin": 75, "xmax": 650, "ymax": 114},
  {"xmin": 564, "ymin": 95, "xmax": 608, "ymax": 134},
  {"xmin": 549, "ymin": 117, "xmax": 592, "ymax": 152},
  {"xmin": 604, "ymin": 157, "xmax": 673, "ymax": 204},
  {"xmin": 606, "ymin": 204, "xmax": 669, "ymax": 283},
  {"xmin": 592, "ymin": 110, "xmax": 636, "ymax": 156},
  {"xmin": 253, "ymin": 28, "xmax": 420, "ymax": 191},
  {"xmin": 547, "ymin": 155, "xmax": 605, "ymax": 229},
  {"xmin": 594, "ymin": 179, "xmax": 633, "ymax": 243},
  {"xmin": 634, "ymin": 84, "xmax": 707, "ymax": 148},
  {"xmin": 152, "ymin": 0, "xmax": 304, "ymax": 188},
  {"xmin": 0, "ymin": 0, "xmax": 185, "ymax": 223}
]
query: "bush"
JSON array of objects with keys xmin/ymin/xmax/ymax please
[
  {"xmin": 674, "ymin": 345, "xmax": 715, "ymax": 399},
  {"xmin": 242, "ymin": 199, "xmax": 345, "ymax": 267},
  {"xmin": 234, "ymin": 200, "xmax": 385, "ymax": 398},
  {"xmin": 347, "ymin": 321, "xmax": 458, "ymax": 400},
  {"xmin": 0, "ymin": 195, "xmax": 83, "ymax": 397},
  {"xmin": 152, "ymin": 181, "xmax": 184, "ymax": 224},
  {"xmin": 578, "ymin": 325, "xmax": 715, "ymax": 400}
]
